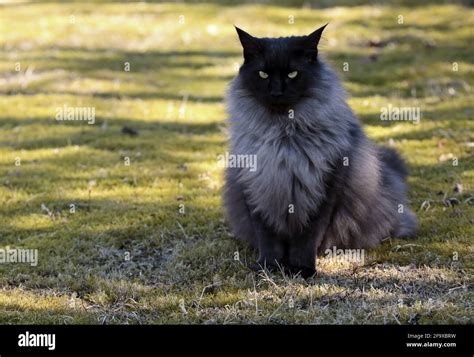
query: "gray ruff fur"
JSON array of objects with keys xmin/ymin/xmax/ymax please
[{"xmin": 223, "ymin": 59, "xmax": 417, "ymax": 271}]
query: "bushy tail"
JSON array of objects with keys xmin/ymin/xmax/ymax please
[
  {"xmin": 392, "ymin": 208, "xmax": 418, "ymax": 238},
  {"xmin": 379, "ymin": 147, "xmax": 417, "ymax": 238},
  {"xmin": 379, "ymin": 147, "xmax": 409, "ymax": 178}
]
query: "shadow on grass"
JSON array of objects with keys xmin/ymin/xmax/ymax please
[
  {"xmin": 3, "ymin": 42, "xmax": 470, "ymax": 103},
  {"xmin": 0, "ymin": 116, "xmax": 224, "ymax": 149}
]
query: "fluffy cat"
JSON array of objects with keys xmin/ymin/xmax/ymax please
[{"xmin": 223, "ymin": 25, "xmax": 417, "ymax": 278}]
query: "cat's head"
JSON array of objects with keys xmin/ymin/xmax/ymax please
[{"xmin": 235, "ymin": 24, "xmax": 327, "ymax": 113}]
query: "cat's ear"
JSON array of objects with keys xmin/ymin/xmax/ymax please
[
  {"xmin": 298, "ymin": 23, "xmax": 328, "ymax": 62},
  {"xmin": 306, "ymin": 23, "xmax": 328, "ymax": 47},
  {"xmin": 235, "ymin": 26, "xmax": 261, "ymax": 61}
]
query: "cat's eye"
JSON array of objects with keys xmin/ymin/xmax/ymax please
[
  {"xmin": 258, "ymin": 71, "xmax": 269, "ymax": 79},
  {"xmin": 288, "ymin": 71, "xmax": 298, "ymax": 79}
]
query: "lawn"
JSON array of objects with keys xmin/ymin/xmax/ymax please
[{"xmin": 0, "ymin": 0, "xmax": 472, "ymax": 324}]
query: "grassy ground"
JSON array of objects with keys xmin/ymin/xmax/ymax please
[{"xmin": 0, "ymin": 0, "xmax": 472, "ymax": 324}]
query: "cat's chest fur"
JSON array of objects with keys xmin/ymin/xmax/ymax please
[{"xmin": 233, "ymin": 119, "xmax": 335, "ymax": 234}]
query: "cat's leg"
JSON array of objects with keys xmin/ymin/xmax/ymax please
[
  {"xmin": 223, "ymin": 168, "xmax": 259, "ymax": 248},
  {"xmin": 253, "ymin": 217, "xmax": 286, "ymax": 271},
  {"xmin": 224, "ymin": 168, "xmax": 286, "ymax": 269},
  {"xmin": 286, "ymin": 235, "xmax": 318, "ymax": 278},
  {"xmin": 287, "ymin": 206, "xmax": 334, "ymax": 278}
]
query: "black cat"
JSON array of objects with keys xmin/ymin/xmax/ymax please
[{"xmin": 224, "ymin": 25, "xmax": 417, "ymax": 278}]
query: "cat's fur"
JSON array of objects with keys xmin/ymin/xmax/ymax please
[{"xmin": 223, "ymin": 25, "xmax": 417, "ymax": 277}]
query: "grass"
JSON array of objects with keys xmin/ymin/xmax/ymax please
[{"xmin": 0, "ymin": 0, "xmax": 472, "ymax": 324}]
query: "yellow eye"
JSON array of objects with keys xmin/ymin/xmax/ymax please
[
  {"xmin": 259, "ymin": 71, "xmax": 269, "ymax": 79},
  {"xmin": 288, "ymin": 71, "xmax": 298, "ymax": 78}
]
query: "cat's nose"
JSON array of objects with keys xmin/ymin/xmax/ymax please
[{"xmin": 270, "ymin": 91, "xmax": 283, "ymax": 97}]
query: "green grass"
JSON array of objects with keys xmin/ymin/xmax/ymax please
[{"xmin": 0, "ymin": 0, "xmax": 472, "ymax": 324}]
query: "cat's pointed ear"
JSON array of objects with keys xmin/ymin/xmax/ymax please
[
  {"xmin": 306, "ymin": 23, "xmax": 328, "ymax": 48},
  {"xmin": 297, "ymin": 23, "xmax": 328, "ymax": 62},
  {"xmin": 235, "ymin": 26, "xmax": 261, "ymax": 61}
]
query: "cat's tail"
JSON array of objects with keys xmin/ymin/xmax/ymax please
[
  {"xmin": 379, "ymin": 147, "xmax": 409, "ymax": 179},
  {"xmin": 379, "ymin": 147, "xmax": 418, "ymax": 238},
  {"xmin": 392, "ymin": 208, "xmax": 418, "ymax": 238}
]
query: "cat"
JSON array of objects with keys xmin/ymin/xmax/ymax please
[{"xmin": 223, "ymin": 25, "xmax": 417, "ymax": 278}]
